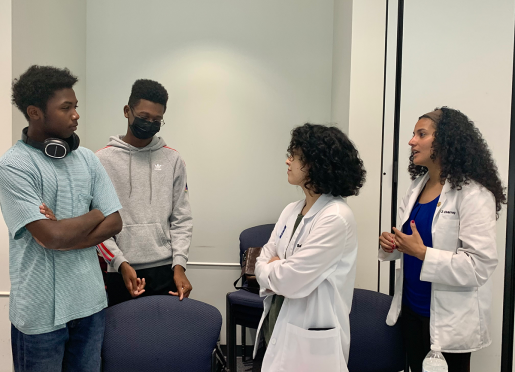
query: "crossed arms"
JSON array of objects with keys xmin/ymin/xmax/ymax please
[{"xmin": 26, "ymin": 204, "xmax": 122, "ymax": 251}]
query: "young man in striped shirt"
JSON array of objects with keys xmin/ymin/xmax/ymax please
[{"xmin": 0, "ymin": 65, "xmax": 122, "ymax": 371}]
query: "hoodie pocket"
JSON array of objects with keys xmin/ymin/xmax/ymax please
[{"xmin": 116, "ymin": 223, "xmax": 171, "ymax": 264}]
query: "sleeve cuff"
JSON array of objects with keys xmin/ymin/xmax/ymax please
[
  {"xmin": 420, "ymin": 247, "xmax": 444, "ymax": 282},
  {"xmin": 259, "ymin": 287, "xmax": 275, "ymax": 297},
  {"xmin": 98, "ymin": 205, "xmax": 122, "ymax": 219},
  {"xmin": 112, "ymin": 256, "xmax": 128, "ymax": 272},
  {"xmin": 256, "ymin": 260, "xmax": 281, "ymax": 290},
  {"xmin": 13, "ymin": 214, "xmax": 47, "ymax": 240},
  {"xmin": 172, "ymin": 256, "xmax": 188, "ymax": 271},
  {"xmin": 378, "ymin": 248, "xmax": 402, "ymax": 262}
]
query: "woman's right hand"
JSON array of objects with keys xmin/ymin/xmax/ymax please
[{"xmin": 379, "ymin": 231, "xmax": 396, "ymax": 253}]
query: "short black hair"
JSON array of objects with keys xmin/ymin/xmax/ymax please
[
  {"xmin": 12, "ymin": 65, "xmax": 78, "ymax": 121},
  {"xmin": 128, "ymin": 79, "xmax": 168, "ymax": 111},
  {"xmin": 287, "ymin": 123, "xmax": 366, "ymax": 197}
]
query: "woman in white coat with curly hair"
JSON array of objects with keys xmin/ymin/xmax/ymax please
[
  {"xmin": 379, "ymin": 108, "xmax": 506, "ymax": 372},
  {"xmin": 253, "ymin": 123, "xmax": 366, "ymax": 372}
]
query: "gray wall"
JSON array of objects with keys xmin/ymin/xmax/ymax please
[
  {"xmin": 84, "ymin": 0, "xmax": 337, "ymax": 344},
  {"xmin": 11, "ymin": 0, "xmax": 87, "ymax": 146}
]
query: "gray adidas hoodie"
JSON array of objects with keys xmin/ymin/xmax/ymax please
[{"xmin": 96, "ymin": 135, "xmax": 192, "ymax": 272}]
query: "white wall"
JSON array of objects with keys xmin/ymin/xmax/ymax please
[
  {"xmin": 395, "ymin": 1, "xmax": 514, "ymax": 370},
  {"xmin": 11, "ymin": 0, "xmax": 87, "ymax": 146},
  {"xmin": 0, "ymin": 0, "xmax": 12, "ymax": 294},
  {"xmin": 0, "ymin": 0, "xmax": 12, "ymax": 370},
  {"xmin": 331, "ymin": 0, "xmax": 353, "ymax": 135},
  {"xmin": 85, "ymin": 0, "xmax": 336, "ymax": 343},
  {"xmin": 379, "ymin": 0, "xmax": 401, "ymax": 295},
  {"xmin": 346, "ymin": 0, "xmax": 387, "ymax": 291}
]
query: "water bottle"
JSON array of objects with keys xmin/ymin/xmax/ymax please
[{"xmin": 422, "ymin": 344, "xmax": 448, "ymax": 372}]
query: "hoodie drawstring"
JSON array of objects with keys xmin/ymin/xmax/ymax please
[
  {"xmin": 129, "ymin": 149, "xmax": 133, "ymax": 198},
  {"xmin": 112, "ymin": 135, "xmax": 161, "ymax": 203},
  {"xmin": 149, "ymin": 148, "xmax": 153, "ymax": 204}
]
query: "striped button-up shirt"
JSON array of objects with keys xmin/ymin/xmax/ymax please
[{"xmin": 0, "ymin": 141, "xmax": 121, "ymax": 335}]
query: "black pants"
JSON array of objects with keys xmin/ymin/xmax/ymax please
[
  {"xmin": 252, "ymin": 343, "xmax": 266, "ymax": 372},
  {"xmin": 106, "ymin": 264, "xmax": 178, "ymax": 307},
  {"xmin": 401, "ymin": 305, "xmax": 471, "ymax": 372}
]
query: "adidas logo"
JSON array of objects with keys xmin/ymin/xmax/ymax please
[{"xmin": 154, "ymin": 164, "xmax": 163, "ymax": 171}]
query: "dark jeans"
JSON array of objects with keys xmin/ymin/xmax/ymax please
[
  {"xmin": 401, "ymin": 305, "xmax": 471, "ymax": 372},
  {"xmin": 11, "ymin": 309, "xmax": 105, "ymax": 372},
  {"xmin": 106, "ymin": 264, "xmax": 178, "ymax": 306}
]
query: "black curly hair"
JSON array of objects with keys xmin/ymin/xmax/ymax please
[
  {"xmin": 11, "ymin": 65, "xmax": 78, "ymax": 121},
  {"xmin": 287, "ymin": 123, "xmax": 366, "ymax": 197},
  {"xmin": 408, "ymin": 106, "xmax": 506, "ymax": 217},
  {"xmin": 128, "ymin": 79, "xmax": 168, "ymax": 111}
]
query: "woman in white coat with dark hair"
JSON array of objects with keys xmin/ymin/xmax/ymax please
[
  {"xmin": 379, "ymin": 108, "xmax": 506, "ymax": 372},
  {"xmin": 253, "ymin": 123, "xmax": 366, "ymax": 372}
]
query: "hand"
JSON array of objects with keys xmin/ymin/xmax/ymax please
[
  {"xmin": 379, "ymin": 231, "xmax": 396, "ymax": 253},
  {"xmin": 392, "ymin": 220, "xmax": 427, "ymax": 260},
  {"xmin": 39, "ymin": 203, "xmax": 57, "ymax": 221},
  {"xmin": 34, "ymin": 204, "xmax": 70, "ymax": 250},
  {"xmin": 170, "ymin": 265, "xmax": 192, "ymax": 300},
  {"xmin": 268, "ymin": 256, "xmax": 280, "ymax": 264},
  {"xmin": 33, "ymin": 204, "xmax": 54, "ymax": 247},
  {"xmin": 120, "ymin": 262, "xmax": 146, "ymax": 297}
]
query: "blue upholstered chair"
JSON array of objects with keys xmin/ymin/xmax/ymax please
[
  {"xmin": 348, "ymin": 288, "xmax": 405, "ymax": 372},
  {"xmin": 102, "ymin": 295, "xmax": 223, "ymax": 372},
  {"xmin": 226, "ymin": 224, "xmax": 275, "ymax": 372}
]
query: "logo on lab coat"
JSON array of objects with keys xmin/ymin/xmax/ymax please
[{"xmin": 440, "ymin": 210, "xmax": 456, "ymax": 215}]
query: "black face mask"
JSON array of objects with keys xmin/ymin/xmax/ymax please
[{"xmin": 129, "ymin": 116, "xmax": 161, "ymax": 139}]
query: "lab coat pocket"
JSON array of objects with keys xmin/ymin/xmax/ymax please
[
  {"xmin": 434, "ymin": 218, "xmax": 460, "ymax": 252},
  {"xmin": 280, "ymin": 323, "xmax": 342, "ymax": 372},
  {"xmin": 433, "ymin": 287, "xmax": 480, "ymax": 350}
]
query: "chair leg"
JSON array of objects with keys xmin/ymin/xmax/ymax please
[
  {"xmin": 211, "ymin": 343, "xmax": 227, "ymax": 372},
  {"xmin": 212, "ymin": 348, "xmax": 217, "ymax": 372},
  {"xmin": 226, "ymin": 294, "xmax": 237, "ymax": 372},
  {"xmin": 241, "ymin": 325, "xmax": 247, "ymax": 363},
  {"xmin": 216, "ymin": 342, "xmax": 227, "ymax": 370}
]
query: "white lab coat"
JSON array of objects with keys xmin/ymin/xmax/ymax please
[
  {"xmin": 253, "ymin": 194, "xmax": 357, "ymax": 372},
  {"xmin": 379, "ymin": 173, "xmax": 498, "ymax": 352}
]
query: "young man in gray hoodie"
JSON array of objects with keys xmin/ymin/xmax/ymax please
[{"xmin": 96, "ymin": 79, "xmax": 193, "ymax": 306}]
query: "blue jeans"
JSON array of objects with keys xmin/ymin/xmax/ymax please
[{"xmin": 11, "ymin": 309, "xmax": 105, "ymax": 372}]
